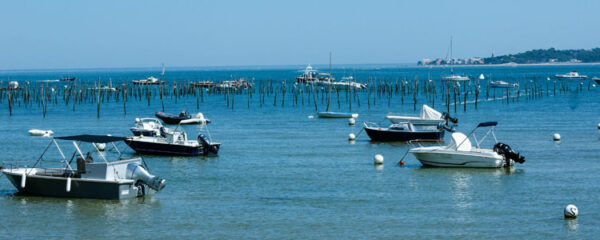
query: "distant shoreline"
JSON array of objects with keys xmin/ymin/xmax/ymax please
[
  {"xmin": 417, "ymin": 62, "xmax": 600, "ymax": 68},
  {"xmin": 1, "ymin": 62, "xmax": 599, "ymax": 73}
]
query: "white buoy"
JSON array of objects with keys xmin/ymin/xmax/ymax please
[
  {"xmin": 553, "ymin": 133, "xmax": 561, "ymax": 141},
  {"xmin": 373, "ymin": 154, "xmax": 384, "ymax": 165},
  {"xmin": 20, "ymin": 172, "xmax": 26, "ymax": 188},
  {"xmin": 348, "ymin": 133, "xmax": 356, "ymax": 141},
  {"xmin": 66, "ymin": 177, "xmax": 72, "ymax": 192},
  {"xmin": 308, "ymin": 115, "xmax": 314, "ymax": 119},
  {"xmin": 564, "ymin": 204, "xmax": 578, "ymax": 219},
  {"xmin": 97, "ymin": 143, "xmax": 106, "ymax": 151},
  {"xmin": 597, "ymin": 123, "xmax": 600, "ymax": 129},
  {"xmin": 348, "ymin": 118, "xmax": 355, "ymax": 125}
]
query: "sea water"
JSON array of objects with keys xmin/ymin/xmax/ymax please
[{"xmin": 0, "ymin": 64, "xmax": 599, "ymax": 238}]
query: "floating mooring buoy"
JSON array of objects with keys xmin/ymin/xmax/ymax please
[
  {"xmin": 348, "ymin": 118, "xmax": 355, "ymax": 126},
  {"xmin": 553, "ymin": 133, "xmax": 561, "ymax": 141},
  {"xmin": 348, "ymin": 133, "xmax": 356, "ymax": 141},
  {"xmin": 564, "ymin": 204, "xmax": 578, "ymax": 219},
  {"xmin": 373, "ymin": 154, "xmax": 384, "ymax": 165}
]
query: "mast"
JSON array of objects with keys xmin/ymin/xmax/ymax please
[
  {"xmin": 326, "ymin": 52, "xmax": 332, "ymax": 112},
  {"xmin": 450, "ymin": 36, "xmax": 453, "ymax": 75}
]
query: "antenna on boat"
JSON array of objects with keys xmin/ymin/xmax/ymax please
[
  {"xmin": 326, "ymin": 51, "xmax": 332, "ymax": 112},
  {"xmin": 449, "ymin": 35, "xmax": 453, "ymax": 74},
  {"xmin": 161, "ymin": 63, "xmax": 165, "ymax": 77}
]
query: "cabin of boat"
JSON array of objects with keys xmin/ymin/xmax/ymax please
[
  {"xmin": 131, "ymin": 118, "xmax": 163, "ymax": 137},
  {"xmin": 1, "ymin": 135, "xmax": 165, "ymax": 199}
]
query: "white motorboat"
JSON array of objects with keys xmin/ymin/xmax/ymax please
[
  {"xmin": 489, "ymin": 80, "xmax": 519, "ymax": 89},
  {"xmin": 386, "ymin": 105, "xmax": 457, "ymax": 126},
  {"xmin": 28, "ymin": 129, "xmax": 54, "ymax": 137},
  {"xmin": 442, "ymin": 74, "xmax": 470, "ymax": 82},
  {"xmin": 1, "ymin": 135, "xmax": 165, "ymax": 199},
  {"xmin": 555, "ymin": 71, "xmax": 587, "ymax": 80},
  {"xmin": 409, "ymin": 121, "xmax": 525, "ymax": 168}
]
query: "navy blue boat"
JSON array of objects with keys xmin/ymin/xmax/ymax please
[
  {"xmin": 124, "ymin": 128, "xmax": 220, "ymax": 156},
  {"xmin": 363, "ymin": 122, "xmax": 446, "ymax": 142}
]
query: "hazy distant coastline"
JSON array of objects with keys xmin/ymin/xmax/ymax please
[{"xmin": 418, "ymin": 48, "xmax": 600, "ymax": 66}]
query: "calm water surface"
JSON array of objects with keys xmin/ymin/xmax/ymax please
[{"xmin": 0, "ymin": 65, "xmax": 599, "ymax": 239}]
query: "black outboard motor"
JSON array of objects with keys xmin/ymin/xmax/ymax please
[
  {"xmin": 441, "ymin": 112, "xmax": 458, "ymax": 124},
  {"xmin": 493, "ymin": 142, "xmax": 525, "ymax": 166},
  {"xmin": 179, "ymin": 110, "xmax": 189, "ymax": 118},
  {"xmin": 198, "ymin": 134, "xmax": 219, "ymax": 155},
  {"xmin": 437, "ymin": 124, "xmax": 456, "ymax": 132}
]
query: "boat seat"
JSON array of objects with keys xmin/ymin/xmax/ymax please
[
  {"xmin": 76, "ymin": 153, "xmax": 94, "ymax": 173},
  {"xmin": 76, "ymin": 157, "xmax": 86, "ymax": 173}
]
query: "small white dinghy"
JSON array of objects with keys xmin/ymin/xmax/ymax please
[
  {"xmin": 179, "ymin": 113, "xmax": 211, "ymax": 125},
  {"xmin": 28, "ymin": 129, "xmax": 54, "ymax": 137},
  {"xmin": 317, "ymin": 112, "xmax": 358, "ymax": 118}
]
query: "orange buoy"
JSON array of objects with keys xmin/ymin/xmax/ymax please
[{"xmin": 399, "ymin": 160, "xmax": 404, "ymax": 167}]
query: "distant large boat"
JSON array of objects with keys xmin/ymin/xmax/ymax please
[
  {"xmin": 133, "ymin": 76, "xmax": 165, "ymax": 85},
  {"xmin": 60, "ymin": 77, "xmax": 76, "ymax": 82},
  {"xmin": 555, "ymin": 71, "xmax": 587, "ymax": 80},
  {"xmin": 296, "ymin": 65, "xmax": 319, "ymax": 83}
]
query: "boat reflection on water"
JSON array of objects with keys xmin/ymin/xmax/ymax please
[{"xmin": 414, "ymin": 165, "xmax": 520, "ymax": 176}]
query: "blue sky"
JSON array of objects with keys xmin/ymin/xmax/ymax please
[{"xmin": 1, "ymin": 0, "xmax": 599, "ymax": 70}]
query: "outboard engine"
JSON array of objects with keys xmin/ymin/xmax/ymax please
[
  {"xmin": 179, "ymin": 110, "xmax": 189, "ymax": 118},
  {"xmin": 438, "ymin": 124, "xmax": 455, "ymax": 132},
  {"xmin": 198, "ymin": 134, "xmax": 219, "ymax": 155},
  {"xmin": 441, "ymin": 112, "xmax": 458, "ymax": 124},
  {"xmin": 493, "ymin": 142, "xmax": 525, "ymax": 166},
  {"xmin": 127, "ymin": 163, "xmax": 166, "ymax": 191}
]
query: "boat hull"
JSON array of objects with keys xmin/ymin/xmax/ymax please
[
  {"xmin": 317, "ymin": 112, "xmax": 358, "ymax": 118},
  {"xmin": 364, "ymin": 127, "xmax": 444, "ymax": 142},
  {"xmin": 2, "ymin": 171, "xmax": 139, "ymax": 199},
  {"xmin": 410, "ymin": 150, "xmax": 507, "ymax": 168},
  {"xmin": 124, "ymin": 138, "xmax": 220, "ymax": 156}
]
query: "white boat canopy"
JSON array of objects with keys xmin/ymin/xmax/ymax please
[
  {"xmin": 420, "ymin": 105, "xmax": 442, "ymax": 120},
  {"xmin": 448, "ymin": 132, "xmax": 472, "ymax": 151}
]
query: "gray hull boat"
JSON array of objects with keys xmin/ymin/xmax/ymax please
[{"xmin": 1, "ymin": 135, "xmax": 165, "ymax": 200}]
